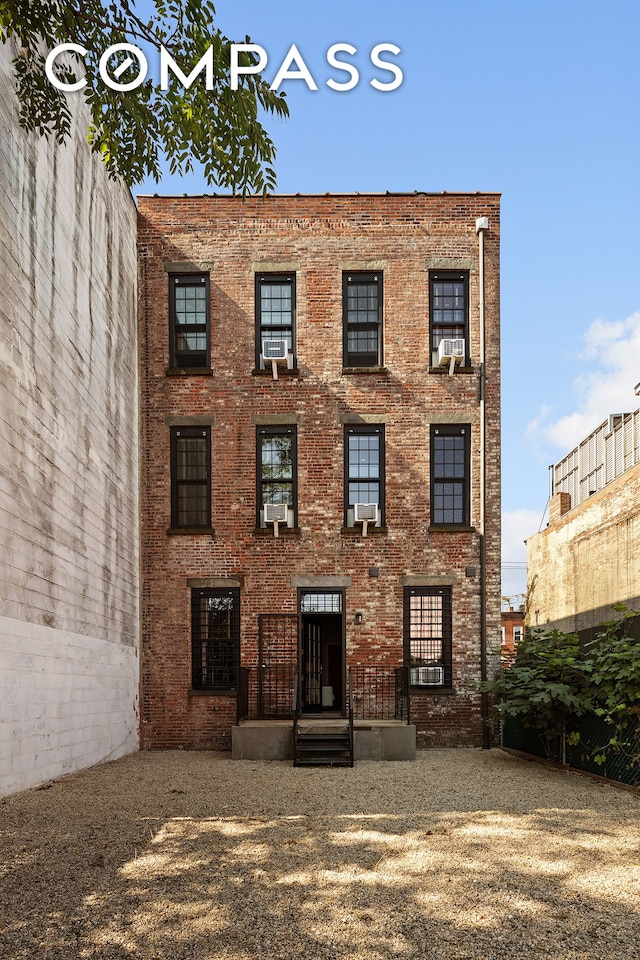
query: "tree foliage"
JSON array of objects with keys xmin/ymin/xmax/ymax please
[
  {"xmin": 487, "ymin": 605, "xmax": 640, "ymax": 765},
  {"xmin": 0, "ymin": 0, "xmax": 289, "ymax": 192}
]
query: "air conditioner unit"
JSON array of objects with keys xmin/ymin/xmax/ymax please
[
  {"xmin": 262, "ymin": 339, "xmax": 288, "ymax": 362},
  {"xmin": 264, "ymin": 502, "xmax": 289, "ymax": 537},
  {"xmin": 354, "ymin": 502, "xmax": 378, "ymax": 537},
  {"xmin": 354, "ymin": 503, "xmax": 379, "ymax": 523},
  {"xmin": 437, "ymin": 338, "xmax": 465, "ymax": 367},
  {"xmin": 262, "ymin": 338, "xmax": 290, "ymax": 380},
  {"xmin": 410, "ymin": 666, "xmax": 444, "ymax": 686},
  {"xmin": 264, "ymin": 503, "xmax": 288, "ymax": 523}
]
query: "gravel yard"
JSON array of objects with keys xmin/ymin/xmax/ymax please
[{"xmin": 1, "ymin": 749, "xmax": 639, "ymax": 960}]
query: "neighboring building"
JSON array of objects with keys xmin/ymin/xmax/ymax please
[
  {"xmin": 501, "ymin": 606, "xmax": 524, "ymax": 659},
  {"xmin": 0, "ymin": 42, "xmax": 139, "ymax": 795},
  {"xmin": 137, "ymin": 192, "xmax": 501, "ymax": 752},
  {"xmin": 527, "ymin": 410, "xmax": 640, "ymax": 639}
]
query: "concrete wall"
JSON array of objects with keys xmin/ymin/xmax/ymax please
[
  {"xmin": 527, "ymin": 464, "xmax": 640, "ymax": 635},
  {"xmin": 138, "ymin": 193, "xmax": 501, "ymax": 750},
  {"xmin": 0, "ymin": 42, "xmax": 139, "ymax": 795}
]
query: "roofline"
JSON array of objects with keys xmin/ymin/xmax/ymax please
[{"xmin": 136, "ymin": 190, "xmax": 502, "ymax": 199}]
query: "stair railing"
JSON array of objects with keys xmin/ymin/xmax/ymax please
[{"xmin": 292, "ymin": 672, "xmax": 300, "ymax": 764}]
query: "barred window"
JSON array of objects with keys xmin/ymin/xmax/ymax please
[
  {"xmin": 170, "ymin": 427, "xmax": 211, "ymax": 528},
  {"xmin": 403, "ymin": 586, "xmax": 452, "ymax": 687},
  {"xmin": 343, "ymin": 272, "xmax": 383, "ymax": 367},
  {"xmin": 169, "ymin": 274, "xmax": 210, "ymax": 368},
  {"xmin": 191, "ymin": 588, "xmax": 240, "ymax": 691}
]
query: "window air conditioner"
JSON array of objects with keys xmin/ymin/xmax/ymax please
[
  {"xmin": 353, "ymin": 502, "xmax": 378, "ymax": 537},
  {"xmin": 354, "ymin": 503, "xmax": 379, "ymax": 523},
  {"xmin": 264, "ymin": 503, "xmax": 289, "ymax": 523},
  {"xmin": 262, "ymin": 339, "xmax": 288, "ymax": 362},
  {"xmin": 262, "ymin": 338, "xmax": 290, "ymax": 380},
  {"xmin": 410, "ymin": 666, "xmax": 444, "ymax": 686},
  {"xmin": 437, "ymin": 338, "xmax": 465, "ymax": 367}
]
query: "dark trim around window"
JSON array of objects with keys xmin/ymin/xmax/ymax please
[
  {"xmin": 170, "ymin": 426, "xmax": 211, "ymax": 529},
  {"xmin": 430, "ymin": 423, "xmax": 471, "ymax": 527},
  {"xmin": 429, "ymin": 271, "xmax": 469, "ymax": 368},
  {"xmin": 191, "ymin": 587, "xmax": 240, "ymax": 691},
  {"xmin": 256, "ymin": 424, "xmax": 298, "ymax": 528},
  {"xmin": 343, "ymin": 272, "xmax": 383, "ymax": 368},
  {"xmin": 344, "ymin": 423, "xmax": 385, "ymax": 527},
  {"xmin": 255, "ymin": 273, "xmax": 296, "ymax": 369},
  {"xmin": 403, "ymin": 585, "xmax": 453, "ymax": 688},
  {"xmin": 169, "ymin": 273, "xmax": 210, "ymax": 369}
]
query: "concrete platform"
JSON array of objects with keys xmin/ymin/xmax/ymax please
[{"xmin": 232, "ymin": 719, "xmax": 416, "ymax": 762}]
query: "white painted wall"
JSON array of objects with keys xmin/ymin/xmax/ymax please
[{"xmin": 0, "ymin": 41, "xmax": 139, "ymax": 795}]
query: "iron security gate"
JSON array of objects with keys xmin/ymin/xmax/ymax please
[{"xmin": 257, "ymin": 613, "xmax": 300, "ymax": 718}]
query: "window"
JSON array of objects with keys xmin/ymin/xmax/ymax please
[
  {"xmin": 191, "ymin": 587, "xmax": 240, "ymax": 690},
  {"xmin": 429, "ymin": 272, "xmax": 468, "ymax": 367},
  {"xmin": 431, "ymin": 424, "xmax": 470, "ymax": 526},
  {"xmin": 256, "ymin": 274, "xmax": 295, "ymax": 367},
  {"xmin": 513, "ymin": 626, "xmax": 523, "ymax": 645},
  {"xmin": 170, "ymin": 427, "xmax": 211, "ymax": 528},
  {"xmin": 404, "ymin": 586, "xmax": 452, "ymax": 687},
  {"xmin": 169, "ymin": 274, "xmax": 210, "ymax": 368},
  {"xmin": 344, "ymin": 424, "xmax": 385, "ymax": 526},
  {"xmin": 343, "ymin": 272, "xmax": 383, "ymax": 367},
  {"xmin": 257, "ymin": 425, "xmax": 297, "ymax": 527}
]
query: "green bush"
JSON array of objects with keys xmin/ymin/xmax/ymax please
[{"xmin": 487, "ymin": 605, "xmax": 640, "ymax": 766}]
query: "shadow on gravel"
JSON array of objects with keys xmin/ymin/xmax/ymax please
[{"xmin": 1, "ymin": 750, "xmax": 639, "ymax": 960}]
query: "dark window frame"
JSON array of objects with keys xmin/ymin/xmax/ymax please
[
  {"xmin": 170, "ymin": 426, "xmax": 211, "ymax": 529},
  {"xmin": 430, "ymin": 423, "xmax": 471, "ymax": 527},
  {"xmin": 256, "ymin": 424, "xmax": 298, "ymax": 527},
  {"xmin": 169, "ymin": 273, "xmax": 210, "ymax": 369},
  {"xmin": 255, "ymin": 273, "xmax": 296, "ymax": 368},
  {"xmin": 403, "ymin": 586, "xmax": 453, "ymax": 688},
  {"xmin": 342, "ymin": 272, "xmax": 383, "ymax": 368},
  {"xmin": 344, "ymin": 423, "xmax": 385, "ymax": 526},
  {"xmin": 429, "ymin": 271, "xmax": 469, "ymax": 368},
  {"xmin": 191, "ymin": 587, "xmax": 240, "ymax": 692}
]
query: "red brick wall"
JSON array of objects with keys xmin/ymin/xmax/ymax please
[{"xmin": 138, "ymin": 193, "xmax": 501, "ymax": 750}]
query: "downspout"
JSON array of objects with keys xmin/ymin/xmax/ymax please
[{"xmin": 476, "ymin": 216, "xmax": 491, "ymax": 749}]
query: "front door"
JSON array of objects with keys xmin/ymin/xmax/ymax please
[{"xmin": 299, "ymin": 590, "xmax": 345, "ymax": 714}]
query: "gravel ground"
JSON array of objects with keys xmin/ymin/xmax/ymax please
[{"xmin": 1, "ymin": 749, "xmax": 639, "ymax": 960}]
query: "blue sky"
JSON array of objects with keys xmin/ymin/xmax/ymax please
[{"xmin": 138, "ymin": 0, "xmax": 640, "ymax": 599}]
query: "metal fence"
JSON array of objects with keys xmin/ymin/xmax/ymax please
[
  {"xmin": 349, "ymin": 665, "xmax": 410, "ymax": 723},
  {"xmin": 502, "ymin": 714, "xmax": 640, "ymax": 787}
]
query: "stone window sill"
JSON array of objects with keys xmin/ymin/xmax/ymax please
[
  {"xmin": 428, "ymin": 525, "xmax": 476, "ymax": 533},
  {"xmin": 166, "ymin": 367, "xmax": 214, "ymax": 377},
  {"xmin": 167, "ymin": 527, "xmax": 216, "ymax": 536},
  {"xmin": 253, "ymin": 526, "xmax": 302, "ymax": 537},
  {"xmin": 342, "ymin": 366, "xmax": 389, "ymax": 375},
  {"xmin": 340, "ymin": 526, "xmax": 389, "ymax": 537}
]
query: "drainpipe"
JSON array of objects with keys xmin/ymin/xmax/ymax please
[{"xmin": 476, "ymin": 216, "xmax": 491, "ymax": 749}]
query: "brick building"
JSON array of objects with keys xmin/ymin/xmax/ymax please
[
  {"xmin": 501, "ymin": 606, "xmax": 525, "ymax": 659},
  {"xmin": 137, "ymin": 192, "xmax": 501, "ymax": 755},
  {"xmin": 527, "ymin": 410, "xmax": 640, "ymax": 640}
]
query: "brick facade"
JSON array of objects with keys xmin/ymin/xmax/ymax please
[{"xmin": 137, "ymin": 193, "xmax": 501, "ymax": 751}]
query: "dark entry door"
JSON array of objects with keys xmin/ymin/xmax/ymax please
[{"xmin": 300, "ymin": 614, "xmax": 344, "ymax": 713}]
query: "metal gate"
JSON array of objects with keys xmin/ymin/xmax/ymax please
[{"xmin": 257, "ymin": 613, "xmax": 300, "ymax": 718}]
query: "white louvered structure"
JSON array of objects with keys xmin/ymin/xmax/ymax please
[{"xmin": 552, "ymin": 410, "xmax": 640, "ymax": 510}]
